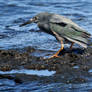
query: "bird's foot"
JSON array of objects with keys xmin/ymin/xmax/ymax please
[{"xmin": 49, "ymin": 54, "xmax": 60, "ymax": 59}]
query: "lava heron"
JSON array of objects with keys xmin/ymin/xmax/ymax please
[{"xmin": 20, "ymin": 12, "xmax": 91, "ymax": 58}]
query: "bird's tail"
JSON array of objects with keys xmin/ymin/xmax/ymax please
[
  {"xmin": 70, "ymin": 26, "xmax": 91, "ymax": 48},
  {"xmin": 71, "ymin": 26, "xmax": 91, "ymax": 38},
  {"xmin": 87, "ymin": 37, "xmax": 92, "ymax": 47}
]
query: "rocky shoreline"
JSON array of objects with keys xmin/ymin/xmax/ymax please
[
  {"xmin": 0, "ymin": 46, "xmax": 92, "ymax": 72},
  {"xmin": 0, "ymin": 46, "xmax": 92, "ymax": 84}
]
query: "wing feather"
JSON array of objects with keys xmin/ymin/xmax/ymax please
[
  {"xmin": 50, "ymin": 23, "xmax": 90, "ymax": 48},
  {"xmin": 50, "ymin": 14, "xmax": 91, "ymax": 36}
]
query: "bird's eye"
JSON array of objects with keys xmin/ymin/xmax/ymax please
[{"xmin": 34, "ymin": 16, "xmax": 38, "ymax": 20}]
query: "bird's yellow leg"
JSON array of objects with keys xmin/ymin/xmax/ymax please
[
  {"xmin": 70, "ymin": 42, "xmax": 74, "ymax": 49},
  {"xmin": 50, "ymin": 41, "xmax": 64, "ymax": 58}
]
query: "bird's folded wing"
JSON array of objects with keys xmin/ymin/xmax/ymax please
[
  {"xmin": 49, "ymin": 23, "xmax": 89, "ymax": 45},
  {"xmin": 50, "ymin": 14, "xmax": 91, "ymax": 36}
]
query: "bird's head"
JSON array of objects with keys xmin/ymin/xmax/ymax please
[
  {"xmin": 20, "ymin": 12, "xmax": 52, "ymax": 27},
  {"xmin": 19, "ymin": 16, "xmax": 39, "ymax": 27}
]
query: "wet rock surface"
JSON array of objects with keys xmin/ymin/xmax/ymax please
[
  {"xmin": 0, "ymin": 46, "xmax": 92, "ymax": 84},
  {"xmin": 0, "ymin": 47, "xmax": 92, "ymax": 71}
]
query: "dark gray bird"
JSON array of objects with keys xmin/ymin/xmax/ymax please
[{"xmin": 20, "ymin": 12, "xmax": 91, "ymax": 58}]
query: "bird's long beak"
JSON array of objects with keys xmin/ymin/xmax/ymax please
[{"xmin": 19, "ymin": 18, "xmax": 35, "ymax": 27}]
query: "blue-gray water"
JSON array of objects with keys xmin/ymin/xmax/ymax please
[
  {"xmin": 0, "ymin": 0, "xmax": 92, "ymax": 50},
  {"xmin": 0, "ymin": 0, "xmax": 92, "ymax": 91}
]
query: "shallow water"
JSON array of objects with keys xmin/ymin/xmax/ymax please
[
  {"xmin": 0, "ymin": 0, "xmax": 92, "ymax": 50},
  {"xmin": 0, "ymin": 0, "xmax": 92, "ymax": 91},
  {"xmin": 0, "ymin": 69, "xmax": 56, "ymax": 76}
]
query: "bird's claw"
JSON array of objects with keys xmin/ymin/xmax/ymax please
[{"xmin": 49, "ymin": 54, "xmax": 60, "ymax": 59}]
